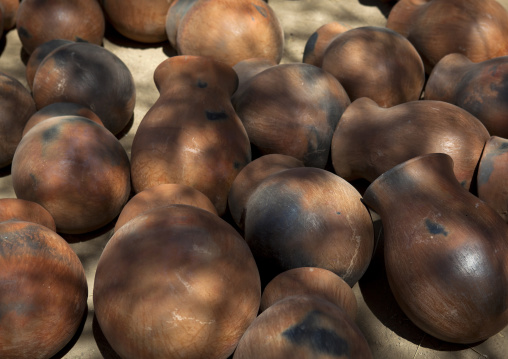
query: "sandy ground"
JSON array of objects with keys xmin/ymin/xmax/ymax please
[{"xmin": 1, "ymin": 0, "xmax": 508, "ymax": 358}]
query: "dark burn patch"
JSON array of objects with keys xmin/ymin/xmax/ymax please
[
  {"xmin": 42, "ymin": 126, "xmax": 60, "ymax": 144},
  {"xmin": 254, "ymin": 4, "xmax": 268, "ymax": 18},
  {"xmin": 282, "ymin": 310, "xmax": 350, "ymax": 357},
  {"xmin": 17, "ymin": 26, "xmax": 32, "ymax": 39},
  {"xmin": 303, "ymin": 32, "xmax": 319, "ymax": 60},
  {"xmin": 197, "ymin": 79, "xmax": 208, "ymax": 88},
  {"xmin": 205, "ymin": 110, "xmax": 228, "ymax": 121},
  {"xmin": 425, "ymin": 218, "xmax": 448, "ymax": 237}
]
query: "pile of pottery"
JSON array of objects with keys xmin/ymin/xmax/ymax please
[{"xmin": 1, "ymin": 0, "xmax": 508, "ymax": 358}]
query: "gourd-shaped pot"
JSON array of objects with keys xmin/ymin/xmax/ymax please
[
  {"xmin": 100, "ymin": 0, "xmax": 175, "ymax": 43},
  {"xmin": 0, "ymin": 0, "xmax": 19, "ymax": 30},
  {"xmin": 16, "ymin": 0, "xmax": 105, "ymax": 54},
  {"xmin": 166, "ymin": 0, "xmax": 284, "ymax": 67},
  {"xmin": 0, "ymin": 198, "xmax": 56, "ymax": 231},
  {"xmin": 387, "ymin": 0, "xmax": 508, "ymax": 73},
  {"xmin": 304, "ymin": 25, "xmax": 425, "ymax": 108},
  {"xmin": 426, "ymin": 53, "xmax": 508, "ymax": 138},
  {"xmin": 233, "ymin": 295, "xmax": 373, "ymax": 359},
  {"xmin": 130, "ymin": 55, "xmax": 251, "ymax": 216},
  {"xmin": 31, "ymin": 42, "xmax": 136, "ymax": 136},
  {"xmin": 0, "ymin": 220, "xmax": 88, "ymax": 359},
  {"xmin": 233, "ymin": 63, "xmax": 351, "ymax": 168},
  {"xmin": 477, "ymin": 136, "xmax": 508, "ymax": 223},
  {"xmin": 0, "ymin": 71, "xmax": 36, "ymax": 168},
  {"xmin": 94, "ymin": 204, "xmax": 261, "ymax": 359},
  {"xmin": 362, "ymin": 153, "xmax": 508, "ymax": 344},
  {"xmin": 331, "ymin": 98, "xmax": 490, "ymax": 189}
]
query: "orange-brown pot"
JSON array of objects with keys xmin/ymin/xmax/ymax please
[
  {"xmin": 0, "ymin": 198, "xmax": 56, "ymax": 231},
  {"xmin": 0, "ymin": 0, "xmax": 19, "ymax": 30}
]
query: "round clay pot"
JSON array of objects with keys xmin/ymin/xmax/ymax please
[
  {"xmin": 233, "ymin": 63, "xmax": 351, "ymax": 168},
  {"xmin": 25, "ymin": 39, "xmax": 73, "ymax": 91},
  {"xmin": 11, "ymin": 116, "xmax": 131, "ymax": 234},
  {"xmin": 32, "ymin": 41, "xmax": 136, "ymax": 136},
  {"xmin": 426, "ymin": 53, "xmax": 508, "ymax": 138},
  {"xmin": 0, "ymin": 198, "xmax": 56, "ymax": 231},
  {"xmin": 231, "ymin": 57, "xmax": 277, "ymax": 104},
  {"xmin": 0, "ymin": 220, "xmax": 88, "ymax": 359},
  {"xmin": 130, "ymin": 55, "xmax": 250, "ymax": 216},
  {"xmin": 363, "ymin": 153, "xmax": 508, "ymax": 344},
  {"xmin": 23, "ymin": 102, "xmax": 103, "ymax": 137},
  {"xmin": 0, "ymin": 0, "xmax": 19, "ymax": 30},
  {"xmin": 244, "ymin": 166, "xmax": 374, "ymax": 287},
  {"xmin": 302, "ymin": 22, "xmax": 351, "ymax": 67},
  {"xmin": 16, "ymin": 0, "xmax": 105, "ymax": 54},
  {"xmin": 0, "ymin": 71, "xmax": 37, "ymax": 168},
  {"xmin": 477, "ymin": 136, "xmax": 508, "ymax": 222},
  {"xmin": 331, "ymin": 98, "xmax": 490, "ymax": 189},
  {"xmin": 101, "ymin": 0, "xmax": 175, "ymax": 43},
  {"xmin": 233, "ymin": 295, "xmax": 373, "ymax": 359},
  {"xmin": 387, "ymin": 0, "xmax": 508, "ymax": 73},
  {"xmin": 94, "ymin": 204, "xmax": 261, "ymax": 359},
  {"xmin": 228, "ymin": 154, "xmax": 304, "ymax": 231},
  {"xmin": 260, "ymin": 267, "xmax": 358, "ymax": 319},
  {"xmin": 317, "ymin": 26, "xmax": 425, "ymax": 107},
  {"xmin": 114, "ymin": 183, "xmax": 218, "ymax": 232},
  {"xmin": 166, "ymin": 0, "xmax": 284, "ymax": 67}
]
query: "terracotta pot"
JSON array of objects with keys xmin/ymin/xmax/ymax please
[
  {"xmin": 130, "ymin": 55, "xmax": 250, "ymax": 216},
  {"xmin": 114, "ymin": 183, "xmax": 218, "ymax": 232},
  {"xmin": 260, "ymin": 267, "xmax": 358, "ymax": 319},
  {"xmin": 94, "ymin": 204, "xmax": 261, "ymax": 359},
  {"xmin": 244, "ymin": 166, "xmax": 374, "ymax": 287},
  {"xmin": 233, "ymin": 295, "xmax": 373, "ymax": 359},
  {"xmin": 477, "ymin": 136, "xmax": 508, "ymax": 222},
  {"xmin": 0, "ymin": 0, "xmax": 19, "ymax": 30},
  {"xmin": 302, "ymin": 22, "xmax": 351, "ymax": 67},
  {"xmin": 387, "ymin": 0, "xmax": 508, "ymax": 73},
  {"xmin": 363, "ymin": 153, "xmax": 508, "ymax": 344},
  {"xmin": 331, "ymin": 98, "xmax": 490, "ymax": 188},
  {"xmin": 16, "ymin": 0, "xmax": 105, "ymax": 54},
  {"xmin": 0, "ymin": 71, "xmax": 36, "ymax": 168},
  {"xmin": 233, "ymin": 63, "xmax": 351, "ymax": 168},
  {"xmin": 100, "ymin": 0, "xmax": 175, "ymax": 43},
  {"xmin": 25, "ymin": 39, "xmax": 73, "ymax": 91},
  {"xmin": 228, "ymin": 154, "xmax": 304, "ymax": 231},
  {"xmin": 231, "ymin": 57, "xmax": 277, "ymax": 105},
  {"xmin": 315, "ymin": 26, "xmax": 425, "ymax": 107},
  {"xmin": 32, "ymin": 42, "xmax": 136, "ymax": 136},
  {"xmin": 166, "ymin": 0, "xmax": 284, "ymax": 67},
  {"xmin": 0, "ymin": 198, "xmax": 56, "ymax": 231},
  {"xmin": 426, "ymin": 53, "xmax": 508, "ymax": 138},
  {"xmin": 11, "ymin": 116, "xmax": 131, "ymax": 234},
  {"xmin": 23, "ymin": 102, "xmax": 103, "ymax": 137},
  {"xmin": 0, "ymin": 220, "xmax": 88, "ymax": 359}
]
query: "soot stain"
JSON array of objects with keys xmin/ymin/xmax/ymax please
[
  {"xmin": 17, "ymin": 26, "xmax": 31, "ymax": 39},
  {"xmin": 197, "ymin": 79, "xmax": 208, "ymax": 88},
  {"xmin": 205, "ymin": 110, "xmax": 228, "ymax": 121},
  {"xmin": 41, "ymin": 125, "xmax": 60, "ymax": 144},
  {"xmin": 303, "ymin": 32, "xmax": 319, "ymax": 60},
  {"xmin": 282, "ymin": 310, "xmax": 350, "ymax": 357},
  {"xmin": 425, "ymin": 218, "xmax": 448, "ymax": 237},
  {"xmin": 254, "ymin": 4, "xmax": 268, "ymax": 18}
]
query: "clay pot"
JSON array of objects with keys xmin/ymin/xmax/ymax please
[
  {"xmin": 0, "ymin": 220, "xmax": 88, "ymax": 359},
  {"xmin": 387, "ymin": 0, "xmax": 508, "ymax": 73},
  {"xmin": 23, "ymin": 102, "xmax": 103, "ymax": 137},
  {"xmin": 11, "ymin": 116, "xmax": 131, "ymax": 234},
  {"xmin": 311, "ymin": 26, "xmax": 425, "ymax": 108},
  {"xmin": 114, "ymin": 183, "xmax": 218, "ymax": 232},
  {"xmin": 16, "ymin": 0, "xmax": 105, "ymax": 54},
  {"xmin": 25, "ymin": 39, "xmax": 73, "ymax": 91},
  {"xmin": 260, "ymin": 267, "xmax": 358, "ymax": 319},
  {"xmin": 94, "ymin": 204, "xmax": 261, "ymax": 359},
  {"xmin": 233, "ymin": 63, "xmax": 351, "ymax": 168},
  {"xmin": 228, "ymin": 154, "xmax": 304, "ymax": 231},
  {"xmin": 0, "ymin": 198, "xmax": 56, "ymax": 231},
  {"xmin": 302, "ymin": 22, "xmax": 351, "ymax": 67},
  {"xmin": 233, "ymin": 295, "xmax": 373, "ymax": 359},
  {"xmin": 130, "ymin": 55, "xmax": 250, "ymax": 216},
  {"xmin": 32, "ymin": 42, "xmax": 136, "ymax": 136},
  {"xmin": 331, "ymin": 98, "xmax": 490, "ymax": 189},
  {"xmin": 363, "ymin": 153, "xmax": 508, "ymax": 344},
  {"xmin": 244, "ymin": 166, "xmax": 374, "ymax": 287},
  {"xmin": 166, "ymin": 0, "xmax": 284, "ymax": 67},
  {"xmin": 0, "ymin": 71, "xmax": 36, "ymax": 168},
  {"xmin": 0, "ymin": 0, "xmax": 19, "ymax": 30},
  {"xmin": 231, "ymin": 57, "xmax": 277, "ymax": 104},
  {"xmin": 426, "ymin": 54, "xmax": 508, "ymax": 138},
  {"xmin": 477, "ymin": 136, "xmax": 508, "ymax": 222},
  {"xmin": 101, "ymin": 0, "xmax": 175, "ymax": 43}
]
